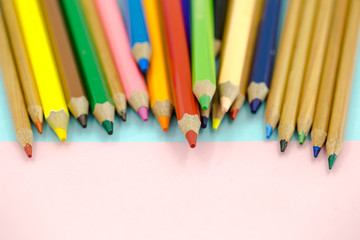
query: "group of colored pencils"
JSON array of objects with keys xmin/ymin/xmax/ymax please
[{"xmin": 0, "ymin": 0, "xmax": 359, "ymax": 169}]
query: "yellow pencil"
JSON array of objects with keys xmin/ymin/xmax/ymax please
[
  {"xmin": 144, "ymin": 0, "xmax": 174, "ymax": 132},
  {"xmin": 326, "ymin": 0, "xmax": 360, "ymax": 169},
  {"xmin": 278, "ymin": 0, "xmax": 318, "ymax": 152},
  {"xmin": 218, "ymin": 0, "xmax": 262, "ymax": 113},
  {"xmin": 296, "ymin": 0, "xmax": 335, "ymax": 144},
  {"xmin": 14, "ymin": 0, "xmax": 69, "ymax": 142}
]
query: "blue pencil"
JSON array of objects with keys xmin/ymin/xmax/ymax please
[
  {"xmin": 181, "ymin": 0, "xmax": 191, "ymax": 56},
  {"xmin": 247, "ymin": 0, "xmax": 281, "ymax": 113},
  {"xmin": 122, "ymin": 0, "xmax": 151, "ymax": 73}
]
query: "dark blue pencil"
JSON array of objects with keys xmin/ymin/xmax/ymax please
[
  {"xmin": 247, "ymin": 0, "xmax": 281, "ymax": 114},
  {"xmin": 122, "ymin": 0, "xmax": 151, "ymax": 73},
  {"xmin": 181, "ymin": 0, "xmax": 191, "ymax": 56}
]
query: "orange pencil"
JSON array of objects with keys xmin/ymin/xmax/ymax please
[{"xmin": 144, "ymin": 0, "xmax": 173, "ymax": 132}]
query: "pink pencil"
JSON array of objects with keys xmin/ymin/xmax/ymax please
[{"xmin": 94, "ymin": 0, "xmax": 149, "ymax": 121}]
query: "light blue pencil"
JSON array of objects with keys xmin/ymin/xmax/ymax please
[{"xmin": 122, "ymin": 0, "xmax": 152, "ymax": 73}]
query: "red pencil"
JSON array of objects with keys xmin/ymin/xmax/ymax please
[{"xmin": 161, "ymin": 0, "xmax": 200, "ymax": 148}]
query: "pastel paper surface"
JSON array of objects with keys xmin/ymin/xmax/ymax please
[{"xmin": 0, "ymin": 141, "xmax": 360, "ymax": 240}]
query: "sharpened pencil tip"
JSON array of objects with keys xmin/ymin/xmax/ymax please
[
  {"xmin": 298, "ymin": 131, "xmax": 306, "ymax": 145},
  {"xmin": 220, "ymin": 97, "xmax": 231, "ymax": 113},
  {"xmin": 266, "ymin": 124, "xmax": 273, "ymax": 139},
  {"xmin": 54, "ymin": 128, "xmax": 67, "ymax": 142},
  {"xmin": 24, "ymin": 144, "xmax": 32, "ymax": 158},
  {"xmin": 35, "ymin": 120, "xmax": 43, "ymax": 134},
  {"xmin": 158, "ymin": 116, "xmax": 170, "ymax": 132},
  {"xmin": 328, "ymin": 154, "xmax": 337, "ymax": 170},
  {"xmin": 313, "ymin": 146, "xmax": 321, "ymax": 158},
  {"xmin": 185, "ymin": 130, "xmax": 198, "ymax": 148},
  {"xmin": 230, "ymin": 109, "xmax": 239, "ymax": 120},
  {"xmin": 137, "ymin": 107, "xmax": 149, "ymax": 121},
  {"xmin": 138, "ymin": 58, "xmax": 149, "ymax": 73},
  {"xmin": 119, "ymin": 111, "xmax": 126, "ymax": 121},
  {"xmin": 201, "ymin": 116, "xmax": 208, "ymax": 128},
  {"xmin": 102, "ymin": 120, "xmax": 113, "ymax": 135},
  {"xmin": 280, "ymin": 139, "xmax": 287, "ymax": 152},
  {"xmin": 249, "ymin": 99, "xmax": 262, "ymax": 113},
  {"xmin": 77, "ymin": 114, "xmax": 88, "ymax": 128},
  {"xmin": 212, "ymin": 118, "xmax": 221, "ymax": 130},
  {"xmin": 199, "ymin": 95, "xmax": 211, "ymax": 110}
]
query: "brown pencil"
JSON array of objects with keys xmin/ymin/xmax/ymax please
[
  {"xmin": 312, "ymin": 0, "xmax": 350, "ymax": 158},
  {"xmin": 278, "ymin": 0, "xmax": 318, "ymax": 152},
  {"xmin": 296, "ymin": 0, "xmax": 335, "ymax": 144},
  {"xmin": 264, "ymin": 0, "xmax": 304, "ymax": 138},
  {"xmin": 326, "ymin": 0, "xmax": 360, "ymax": 169},
  {"xmin": 0, "ymin": 10, "xmax": 33, "ymax": 158},
  {"xmin": 1, "ymin": 0, "xmax": 43, "ymax": 133},
  {"xmin": 81, "ymin": 0, "xmax": 127, "ymax": 121},
  {"xmin": 40, "ymin": 0, "xmax": 89, "ymax": 128}
]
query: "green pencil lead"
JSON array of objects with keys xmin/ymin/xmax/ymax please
[
  {"xmin": 298, "ymin": 131, "xmax": 306, "ymax": 145},
  {"xmin": 328, "ymin": 154, "xmax": 337, "ymax": 170}
]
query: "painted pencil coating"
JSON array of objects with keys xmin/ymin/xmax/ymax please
[
  {"xmin": 123, "ymin": 0, "xmax": 152, "ymax": 72},
  {"xmin": 14, "ymin": 0, "xmax": 69, "ymax": 141},
  {"xmin": 218, "ymin": 0, "xmax": 261, "ymax": 113},
  {"xmin": 143, "ymin": 0, "xmax": 174, "ymax": 131},
  {"xmin": 60, "ymin": 0, "xmax": 115, "ymax": 134},
  {"xmin": 81, "ymin": 0, "xmax": 127, "ymax": 121},
  {"xmin": 247, "ymin": 0, "xmax": 281, "ymax": 113},
  {"xmin": 312, "ymin": 0, "xmax": 349, "ymax": 157},
  {"xmin": 161, "ymin": 0, "xmax": 201, "ymax": 147},
  {"xmin": 41, "ymin": 0, "xmax": 89, "ymax": 128},
  {"xmin": 191, "ymin": 0, "xmax": 216, "ymax": 110},
  {"xmin": 0, "ymin": 10, "xmax": 33, "ymax": 158},
  {"xmin": 326, "ymin": 0, "xmax": 360, "ymax": 169},
  {"xmin": 95, "ymin": 0, "xmax": 149, "ymax": 121},
  {"xmin": 1, "ymin": 0, "xmax": 43, "ymax": 133}
]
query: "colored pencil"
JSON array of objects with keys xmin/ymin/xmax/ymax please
[
  {"xmin": 278, "ymin": 0, "xmax": 318, "ymax": 152},
  {"xmin": 214, "ymin": 0, "xmax": 229, "ymax": 56},
  {"xmin": 218, "ymin": 0, "xmax": 262, "ymax": 113},
  {"xmin": 200, "ymin": 102, "xmax": 211, "ymax": 128},
  {"xmin": 60, "ymin": 0, "xmax": 115, "ymax": 135},
  {"xmin": 81, "ymin": 0, "xmax": 127, "ymax": 121},
  {"xmin": 265, "ymin": 0, "xmax": 304, "ymax": 139},
  {"xmin": 296, "ymin": 0, "xmax": 335, "ymax": 144},
  {"xmin": 123, "ymin": 0, "xmax": 152, "ymax": 73},
  {"xmin": 230, "ymin": 0, "xmax": 263, "ymax": 120},
  {"xmin": 1, "ymin": 0, "xmax": 43, "ymax": 134},
  {"xmin": 181, "ymin": 0, "xmax": 191, "ymax": 51},
  {"xmin": 0, "ymin": 10, "xmax": 33, "ymax": 158},
  {"xmin": 247, "ymin": 0, "xmax": 281, "ymax": 114},
  {"xmin": 94, "ymin": 0, "xmax": 149, "ymax": 122},
  {"xmin": 14, "ymin": 0, "xmax": 69, "ymax": 142},
  {"xmin": 41, "ymin": 0, "xmax": 89, "ymax": 128},
  {"xmin": 161, "ymin": 0, "xmax": 201, "ymax": 148},
  {"xmin": 326, "ymin": 0, "xmax": 360, "ymax": 169},
  {"xmin": 143, "ymin": 0, "xmax": 174, "ymax": 132},
  {"xmin": 212, "ymin": 90, "xmax": 225, "ymax": 130},
  {"xmin": 191, "ymin": 0, "xmax": 216, "ymax": 110},
  {"xmin": 312, "ymin": 0, "xmax": 349, "ymax": 157}
]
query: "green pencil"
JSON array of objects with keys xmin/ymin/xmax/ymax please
[
  {"xmin": 60, "ymin": 0, "xmax": 115, "ymax": 134},
  {"xmin": 191, "ymin": 0, "xmax": 216, "ymax": 110}
]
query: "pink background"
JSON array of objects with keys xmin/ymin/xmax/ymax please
[{"xmin": 0, "ymin": 141, "xmax": 359, "ymax": 240}]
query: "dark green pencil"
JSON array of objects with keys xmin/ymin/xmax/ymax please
[{"xmin": 60, "ymin": 0, "xmax": 115, "ymax": 134}]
